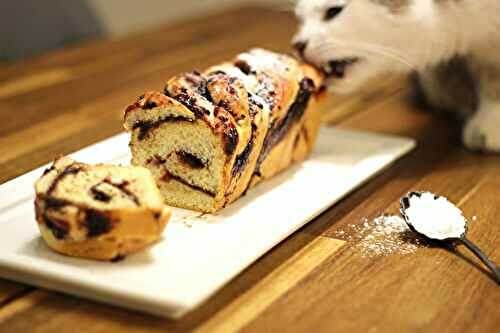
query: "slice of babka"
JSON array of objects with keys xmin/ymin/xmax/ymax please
[
  {"xmin": 34, "ymin": 156, "xmax": 171, "ymax": 261},
  {"xmin": 124, "ymin": 49, "xmax": 324, "ymax": 213}
]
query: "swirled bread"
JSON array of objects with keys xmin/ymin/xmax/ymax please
[
  {"xmin": 34, "ymin": 156, "xmax": 171, "ymax": 261},
  {"xmin": 124, "ymin": 49, "xmax": 324, "ymax": 213}
]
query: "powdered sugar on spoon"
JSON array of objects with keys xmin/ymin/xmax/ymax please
[
  {"xmin": 402, "ymin": 192, "xmax": 467, "ymax": 240},
  {"xmin": 400, "ymin": 191, "xmax": 499, "ymax": 284}
]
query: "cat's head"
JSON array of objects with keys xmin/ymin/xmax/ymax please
[{"xmin": 293, "ymin": 0, "xmax": 454, "ymax": 94}]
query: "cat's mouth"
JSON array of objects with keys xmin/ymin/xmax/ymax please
[{"xmin": 322, "ymin": 58, "xmax": 360, "ymax": 79}]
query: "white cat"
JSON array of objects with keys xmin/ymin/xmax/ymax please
[{"xmin": 293, "ymin": 0, "xmax": 500, "ymax": 152}]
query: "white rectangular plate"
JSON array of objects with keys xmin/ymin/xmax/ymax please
[{"xmin": 0, "ymin": 127, "xmax": 414, "ymax": 318}]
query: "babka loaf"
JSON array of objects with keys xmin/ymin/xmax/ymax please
[
  {"xmin": 34, "ymin": 156, "xmax": 171, "ymax": 261},
  {"xmin": 124, "ymin": 49, "xmax": 324, "ymax": 213}
]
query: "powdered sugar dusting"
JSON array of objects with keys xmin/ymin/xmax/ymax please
[{"xmin": 334, "ymin": 215, "xmax": 425, "ymax": 258}]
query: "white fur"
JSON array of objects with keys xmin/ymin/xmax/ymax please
[
  {"xmin": 463, "ymin": 99, "xmax": 500, "ymax": 152},
  {"xmin": 295, "ymin": 0, "xmax": 499, "ymax": 92},
  {"xmin": 295, "ymin": 0, "xmax": 500, "ymax": 152}
]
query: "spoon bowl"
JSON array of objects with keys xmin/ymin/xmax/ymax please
[
  {"xmin": 400, "ymin": 191, "xmax": 468, "ymax": 241},
  {"xmin": 400, "ymin": 191, "xmax": 499, "ymax": 284}
]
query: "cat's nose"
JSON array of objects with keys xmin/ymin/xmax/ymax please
[{"xmin": 293, "ymin": 41, "xmax": 308, "ymax": 59}]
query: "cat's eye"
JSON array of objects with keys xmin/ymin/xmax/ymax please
[{"xmin": 324, "ymin": 6, "xmax": 344, "ymax": 21}]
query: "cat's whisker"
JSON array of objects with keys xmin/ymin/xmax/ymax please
[
  {"xmin": 313, "ymin": 41, "xmax": 418, "ymax": 70},
  {"xmin": 314, "ymin": 40, "xmax": 416, "ymax": 67},
  {"xmin": 313, "ymin": 41, "xmax": 398, "ymax": 61}
]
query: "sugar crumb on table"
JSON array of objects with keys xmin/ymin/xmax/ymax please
[{"xmin": 333, "ymin": 215, "xmax": 427, "ymax": 258}]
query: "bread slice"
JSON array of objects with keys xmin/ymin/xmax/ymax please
[
  {"xmin": 34, "ymin": 156, "xmax": 171, "ymax": 261},
  {"xmin": 124, "ymin": 49, "xmax": 324, "ymax": 213}
]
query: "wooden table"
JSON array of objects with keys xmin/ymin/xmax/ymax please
[{"xmin": 0, "ymin": 6, "xmax": 498, "ymax": 333}]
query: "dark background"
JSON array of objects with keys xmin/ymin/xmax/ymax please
[
  {"xmin": 0, "ymin": 0, "xmax": 285, "ymax": 61},
  {"xmin": 0, "ymin": 0, "xmax": 103, "ymax": 61}
]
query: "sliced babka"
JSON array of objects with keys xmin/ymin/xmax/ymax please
[
  {"xmin": 34, "ymin": 156, "xmax": 171, "ymax": 261},
  {"xmin": 124, "ymin": 49, "xmax": 324, "ymax": 213}
]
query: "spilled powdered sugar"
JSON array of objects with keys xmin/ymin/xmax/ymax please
[{"xmin": 334, "ymin": 215, "xmax": 426, "ymax": 258}]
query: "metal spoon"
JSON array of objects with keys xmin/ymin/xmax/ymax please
[{"xmin": 400, "ymin": 191, "xmax": 500, "ymax": 284}]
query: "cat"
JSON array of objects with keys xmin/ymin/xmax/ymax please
[{"xmin": 293, "ymin": 0, "xmax": 500, "ymax": 152}]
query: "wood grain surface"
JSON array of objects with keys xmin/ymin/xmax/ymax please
[{"xmin": 0, "ymin": 6, "xmax": 498, "ymax": 333}]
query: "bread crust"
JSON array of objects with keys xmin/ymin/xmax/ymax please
[{"xmin": 124, "ymin": 49, "xmax": 324, "ymax": 213}]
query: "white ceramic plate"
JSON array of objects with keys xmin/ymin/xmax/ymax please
[{"xmin": 0, "ymin": 127, "xmax": 415, "ymax": 318}]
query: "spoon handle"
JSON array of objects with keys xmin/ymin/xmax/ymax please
[{"xmin": 460, "ymin": 238, "xmax": 500, "ymax": 284}]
